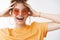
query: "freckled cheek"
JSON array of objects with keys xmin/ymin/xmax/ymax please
[
  {"xmin": 23, "ymin": 16, "xmax": 28, "ymax": 21},
  {"xmin": 23, "ymin": 15, "xmax": 28, "ymax": 20},
  {"xmin": 23, "ymin": 14, "xmax": 28, "ymax": 19}
]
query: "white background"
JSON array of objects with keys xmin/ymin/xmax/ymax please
[{"xmin": 0, "ymin": 0, "xmax": 60, "ymax": 40}]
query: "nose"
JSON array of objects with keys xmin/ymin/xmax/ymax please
[{"xmin": 19, "ymin": 10, "xmax": 22, "ymax": 16}]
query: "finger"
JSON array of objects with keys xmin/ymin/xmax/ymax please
[
  {"xmin": 24, "ymin": 4, "xmax": 31, "ymax": 8},
  {"xmin": 10, "ymin": 1, "xmax": 16, "ymax": 7},
  {"xmin": 9, "ymin": 6, "xmax": 15, "ymax": 11},
  {"xmin": 24, "ymin": 4, "xmax": 33, "ymax": 13},
  {"xmin": 24, "ymin": 3, "xmax": 33, "ymax": 15}
]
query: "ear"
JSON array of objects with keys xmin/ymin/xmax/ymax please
[
  {"xmin": 9, "ymin": 10, "xmax": 13, "ymax": 17},
  {"xmin": 28, "ymin": 12, "xmax": 32, "ymax": 16}
]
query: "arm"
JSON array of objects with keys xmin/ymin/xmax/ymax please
[
  {"xmin": 40, "ymin": 13, "xmax": 60, "ymax": 32},
  {"xmin": 40, "ymin": 13, "xmax": 60, "ymax": 23},
  {"xmin": 47, "ymin": 22, "xmax": 60, "ymax": 32},
  {"xmin": 26, "ymin": 4, "xmax": 60, "ymax": 23},
  {"xmin": 0, "ymin": 10, "xmax": 11, "ymax": 17},
  {"xmin": 32, "ymin": 12, "xmax": 60, "ymax": 32},
  {"xmin": 32, "ymin": 10, "xmax": 60, "ymax": 32},
  {"xmin": 27, "ymin": 5, "xmax": 60, "ymax": 32}
]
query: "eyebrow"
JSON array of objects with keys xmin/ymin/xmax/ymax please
[
  {"xmin": 23, "ymin": 7, "xmax": 29, "ymax": 10},
  {"xmin": 24, "ymin": 7, "xmax": 30, "ymax": 11}
]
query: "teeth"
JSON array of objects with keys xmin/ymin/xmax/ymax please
[{"xmin": 16, "ymin": 17, "xmax": 24, "ymax": 20}]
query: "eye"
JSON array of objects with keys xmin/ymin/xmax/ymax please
[
  {"xmin": 22, "ymin": 10, "xmax": 28, "ymax": 15},
  {"xmin": 13, "ymin": 9, "xmax": 19, "ymax": 16}
]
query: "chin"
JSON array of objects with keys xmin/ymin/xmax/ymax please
[{"xmin": 17, "ymin": 21, "xmax": 24, "ymax": 24}]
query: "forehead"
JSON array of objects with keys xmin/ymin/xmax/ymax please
[{"xmin": 14, "ymin": 3, "xmax": 26, "ymax": 10}]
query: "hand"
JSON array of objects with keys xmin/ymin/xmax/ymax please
[
  {"xmin": 25, "ymin": 4, "xmax": 40, "ymax": 17},
  {"xmin": 6, "ymin": 1, "xmax": 16, "ymax": 13},
  {"xmin": 0, "ymin": 1, "xmax": 16, "ymax": 17}
]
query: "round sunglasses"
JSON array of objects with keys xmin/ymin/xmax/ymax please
[{"xmin": 13, "ymin": 8, "xmax": 29, "ymax": 16}]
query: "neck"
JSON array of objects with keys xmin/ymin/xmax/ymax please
[{"xmin": 15, "ymin": 22, "xmax": 26, "ymax": 28}]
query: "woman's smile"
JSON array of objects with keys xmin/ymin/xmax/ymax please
[{"xmin": 16, "ymin": 17, "xmax": 24, "ymax": 22}]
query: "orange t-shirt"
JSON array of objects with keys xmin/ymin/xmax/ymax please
[{"xmin": 0, "ymin": 22, "xmax": 48, "ymax": 40}]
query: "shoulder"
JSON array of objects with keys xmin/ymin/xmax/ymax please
[
  {"xmin": 30, "ymin": 22, "xmax": 48, "ymax": 31},
  {"xmin": 0, "ymin": 28, "xmax": 11, "ymax": 36},
  {"xmin": 0, "ymin": 28, "xmax": 9, "ymax": 31},
  {"xmin": 31, "ymin": 22, "xmax": 48, "ymax": 37},
  {"xmin": 31, "ymin": 22, "xmax": 48, "ymax": 26}
]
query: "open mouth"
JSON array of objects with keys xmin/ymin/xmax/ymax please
[{"xmin": 16, "ymin": 17, "xmax": 24, "ymax": 21}]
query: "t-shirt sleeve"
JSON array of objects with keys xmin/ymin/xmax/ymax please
[
  {"xmin": 40, "ymin": 22, "xmax": 48, "ymax": 37},
  {"xmin": 0, "ymin": 28, "xmax": 10, "ymax": 40},
  {"xmin": 31, "ymin": 22, "xmax": 48, "ymax": 37}
]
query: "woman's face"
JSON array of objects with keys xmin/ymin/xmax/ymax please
[{"xmin": 12, "ymin": 3, "xmax": 29, "ymax": 25}]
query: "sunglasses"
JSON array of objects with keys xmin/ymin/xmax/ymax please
[{"xmin": 13, "ymin": 8, "xmax": 29, "ymax": 16}]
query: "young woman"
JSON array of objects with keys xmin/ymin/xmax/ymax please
[{"xmin": 0, "ymin": 0, "xmax": 60, "ymax": 40}]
